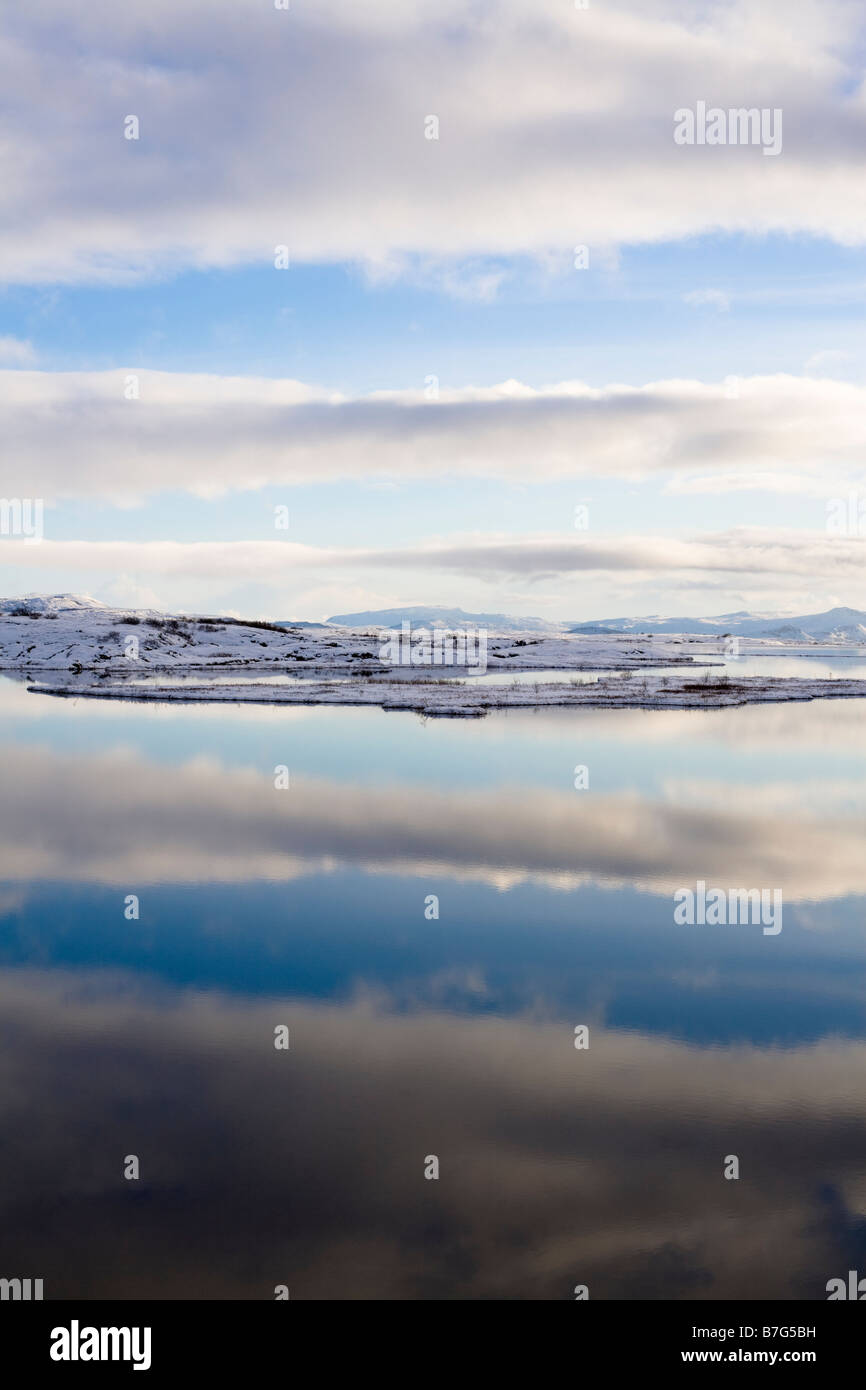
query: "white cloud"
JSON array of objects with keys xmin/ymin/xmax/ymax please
[
  {"xmin": 3, "ymin": 369, "xmax": 866, "ymax": 502},
  {"xmin": 0, "ymin": 0, "xmax": 865, "ymax": 284},
  {"xmin": 683, "ymin": 289, "xmax": 731, "ymax": 312},
  {"xmin": 3, "ymin": 527, "xmax": 865, "ymax": 591},
  {"xmin": 0, "ymin": 336, "xmax": 36, "ymax": 365}
]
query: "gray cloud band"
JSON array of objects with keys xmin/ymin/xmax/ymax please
[
  {"xmin": 1, "ymin": 372, "xmax": 865, "ymax": 504},
  {"xmin": 2, "ymin": 530, "xmax": 865, "ymax": 587}
]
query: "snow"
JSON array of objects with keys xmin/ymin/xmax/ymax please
[
  {"xmin": 0, "ymin": 597, "xmax": 710, "ymax": 675},
  {"xmin": 0, "ymin": 592, "xmax": 110, "ymax": 615},
  {"xmin": 570, "ymin": 605, "xmax": 866, "ymax": 642},
  {"xmin": 6, "ymin": 595, "xmax": 866, "ymax": 715},
  {"xmin": 29, "ymin": 673, "xmax": 866, "ymax": 716}
]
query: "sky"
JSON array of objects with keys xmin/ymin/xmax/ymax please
[{"xmin": 1, "ymin": 0, "xmax": 866, "ymax": 622}]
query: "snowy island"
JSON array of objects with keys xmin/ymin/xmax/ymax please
[{"xmin": 4, "ymin": 595, "xmax": 866, "ymax": 717}]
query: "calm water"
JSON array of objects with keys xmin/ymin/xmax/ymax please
[{"xmin": 2, "ymin": 674, "xmax": 866, "ymax": 1299}]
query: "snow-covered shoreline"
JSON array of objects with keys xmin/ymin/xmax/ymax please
[
  {"xmin": 0, "ymin": 595, "xmax": 719, "ymax": 676},
  {"xmin": 7, "ymin": 597, "xmax": 866, "ymax": 715}
]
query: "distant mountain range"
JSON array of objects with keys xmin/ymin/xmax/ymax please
[
  {"xmin": 569, "ymin": 607, "xmax": 866, "ymax": 642},
  {"xmin": 325, "ymin": 606, "xmax": 563, "ymax": 633},
  {"xmin": 327, "ymin": 603, "xmax": 866, "ymax": 643},
  {"xmin": 6, "ymin": 596, "xmax": 866, "ymax": 645}
]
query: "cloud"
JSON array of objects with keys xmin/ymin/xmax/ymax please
[
  {"xmin": 3, "ymin": 528, "xmax": 866, "ymax": 592},
  {"xmin": 2, "ymin": 741, "xmax": 866, "ymax": 902},
  {"xmin": 0, "ymin": 336, "xmax": 36, "ymax": 365},
  {"xmin": 1, "ymin": 1, "xmax": 865, "ymax": 285},
  {"xmin": 3, "ymin": 370, "xmax": 866, "ymax": 502},
  {"xmin": 683, "ymin": 289, "xmax": 731, "ymax": 312}
]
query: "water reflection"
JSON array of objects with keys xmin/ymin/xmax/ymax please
[
  {"xmin": 2, "ymin": 679, "xmax": 866, "ymax": 1298},
  {"xmin": 1, "ymin": 971, "xmax": 865, "ymax": 1299}
]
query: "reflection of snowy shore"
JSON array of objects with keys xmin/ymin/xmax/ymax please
[{"xmin": 30, "ymin": 672, "xmax": 866, "ymax": 716}]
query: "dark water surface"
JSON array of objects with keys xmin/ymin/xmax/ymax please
[{"xmin": 2, "ymin": 676, "xmax": 866, "ymax": 1299}]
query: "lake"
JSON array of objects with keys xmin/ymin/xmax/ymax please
[{"xmin": 1, "ymin": 674, "xmax": 865, "ymax": 1299}]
